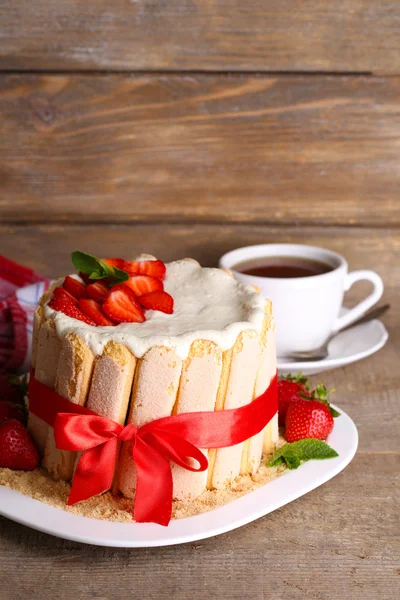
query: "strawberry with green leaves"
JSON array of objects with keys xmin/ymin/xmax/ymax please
[
  {"xmin": 278, "ymin": 371, "xmax": 310, "ymax": 425},
  {"xmin": 303, "ymin": 383, "xmax": 340, "ymax": 418},
  {"xmin": 283, "ymin": 377, "xmax": 340, "ymax": 443},
  {"xmin": 285, "ymin": 399, "xmax": 334, "ymax": 442}
]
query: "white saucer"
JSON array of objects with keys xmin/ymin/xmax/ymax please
[
  {"xmin": 277, "ymin": 311, "xmax": 388, "ymax": 376},
  {"xmin": 0, "ymin": 404, "xmax": 357, "ymax": 548}
]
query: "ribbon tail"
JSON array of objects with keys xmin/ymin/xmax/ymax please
[
  {"xmin": 68, "ymin": 438, "xmax": 118, "ymax": 505},
  {"xmin": 132, "ymin": 436, "xmax": 173, "ymax": 526},
  {"xmin": 145, "ymin": 430, "xmax": 209, "ymax": 472}
]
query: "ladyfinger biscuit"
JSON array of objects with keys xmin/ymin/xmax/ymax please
[
  {"xmin": 86, "ymin": 341, "xmax": 136, "ymax": 424},
  {"xmin": 244, "ymin": 307, "xmax": 277, "ymax": 474},
  {"xmin": 42, "ymin": 333, "xmax": 95, "ymax": 480},
  {"xmin": 117, "ymin": 346, "xmax": 183, "ymax": 499},
  {"xmin": 239, "ymin": 312, "xmax": 269, "ymax": 476},
  {"xmin": 171, "ymin": 340, "xmax": 222, "ymax": 500},
  {"xmin": 261, "ymin": 324, "xmax": 278, "ymax": 455},
  {"xmin": 208, "ymin": 329, "xmax": 262, "ymax": 489},
  {"xmin": 28, "ymin": 318, "xmax": 61, "ymax": 456},
  {"xmin": 31, "ymin": 305, "xmax": 44, "ymax": 370}
]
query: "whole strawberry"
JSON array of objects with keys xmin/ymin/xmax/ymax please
[
  {"xmin": 285, "ymin": 399, "xmax": 334, "ymax": 443},
  {"xmin": 0, "ymin": 401, "xmax": 25, "ymax": 424},
  {"xmin": 0, "ymin": 419, "xmax": 39, "ymax": 470},
  {"xmin": 278, "ymin": 372, "xmax": 309, "ymax": 425}
]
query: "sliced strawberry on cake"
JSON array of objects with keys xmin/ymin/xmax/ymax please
[
  {"xmin": 103, "ymin": 257, "xmax": 166, "ymax": 280},
  {"xmin": 86, "ymin": 280, "xmax": 109, "ymax": 303},
  {"xmin": 79, "ymin": 298, "xmax": 116, "ymax": 326},
  {"xmin": 124, "ymin": 275, "xmax": 163, "ymax": 297},
  {"xmin": 126, "ymin": 259, "xmax": 166, "ymax": 280},
  {"xmin": 49, "ymin": 287, "xmax": 96, "ymax": 326},
  {"xmin": 139, "ymin": 290, "xmax": 174, "ymax": 314},
  {"xmin": 101, "ymin": 258, "xmax": 127, "ymax": 271},
  {"xmin": 62, "ymin": 275, "xmax": 87, "ymax": 301},
  {"xmin": 102, "ymin": 285, "xmax": 145, "ymax": 323}
]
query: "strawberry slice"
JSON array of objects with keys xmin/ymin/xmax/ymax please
[
  {"xmin": 124, "ymin": 275, "xmax": 163, "ymax": 297},
  {"xmin": 139, "ymin": 291, "xmax": 174, "ymax": 314},
  {"xmin": 78, "ymin": 272, "xmax": 92, "ymax": 285},
  {"xmin": 63, "ymin": 275, "xmax": 87, "ymax": 300},
  {"xmin": 86, "ymin": 280, "xmax": 109, "ymax": 303},
  {"xmin": 79, "ymin": 298, "xmax": 116, "ymax": 326},
  {"xmin": 102, "ymin": 257, "xmax": 167, "ymax": 280},
  {"xmin": 49, "ymin": 287, "xmax": 96, "ymax": 326},
  {"xmin": 102, "ymin": 285, "xmax": 145, "ymax": 323},
  {"xmin": 101, "ymin": 258, "xmax": 127, "ymax": 271},
  {"xmin": 53, "ymin": 284, "xmax": 79, "ymax": 305},
  {"xmin": 124, "ymin": 259, "xmax": 166, "ymax": 280},
  {"xmin": 0, "ymin": 419, "xmax": 39, "ymax": 471}
]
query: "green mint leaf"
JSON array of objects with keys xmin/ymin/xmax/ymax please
[
  {"xmin": 110, "ymin": 266, "xmax": 130, "ymax": 284},
  {"xmin": 71, "ymin": 251, "xmax": 104, "ymax": 275},
  {"xmin": 97, "ymin": 260, "xmax": 116, "ymax": 278},
  {"xmin": 71, "ymin": 251, "xmax": 129, "ymax": 287},
  {"xmin": 269, "ymin": 439, "xmax": 339, "ymax": 470},
  {"xmin": 88, "ymin": 271, "xmax": 107, "ymax": 280}
]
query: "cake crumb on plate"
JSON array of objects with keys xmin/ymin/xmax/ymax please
[{"xmin": 0, "ymin": 444, "xmax": 287, "ymax": 523}]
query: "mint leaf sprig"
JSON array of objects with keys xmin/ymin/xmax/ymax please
[
  {"xmin": 71, "ymin": 251, "xmax": 129, "ymax": 287},
  {"xmin": 269, "ymin": 439, "xmax": 339, "ymax": 470}
]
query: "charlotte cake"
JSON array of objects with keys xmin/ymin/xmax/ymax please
[{"xmin": 28, "ymin": 253, "xmax": 278, "ymax": 506}]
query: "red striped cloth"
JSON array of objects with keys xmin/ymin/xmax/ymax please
[{"xmin": 0, "ymin": 256, "xmax": 49, "ymax": 377}]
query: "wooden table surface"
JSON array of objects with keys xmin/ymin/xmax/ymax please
[
  {"xmin": 1, "ymin": 1, "xmax": 400, "ymax": 597},
  {"xmin": 0, "ymin": 226, "xmax": 398, "ymax": 600}
]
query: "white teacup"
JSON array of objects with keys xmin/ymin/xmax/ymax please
[{"xmin": 219, "ymin": 244, "xmax": 384, "ymax": 357}]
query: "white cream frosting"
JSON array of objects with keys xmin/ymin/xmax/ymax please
[{"xmin": 43, "ymin": 259, "xmax": 267, "ymax": 359}]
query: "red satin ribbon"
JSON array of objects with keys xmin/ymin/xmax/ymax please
[{"xmin": 29, "ymin": 371, "xmax": 277, "ymax": 526}]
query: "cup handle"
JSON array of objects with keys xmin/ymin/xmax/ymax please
[{"xmin": 333, "ymin": 270, "xmax": 384, "ymax": 332}]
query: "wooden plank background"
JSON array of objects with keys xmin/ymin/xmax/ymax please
[
  {"xmin": 0, "ymin": 1, "xmax": 400, "ymax": 74},
  {"xmin": 1, "ymin": 74, "xmax": 399, "ymax": 226},
  {"xmin": 0, "ymin": 1, "xmax": 399, "ymax": 599}
]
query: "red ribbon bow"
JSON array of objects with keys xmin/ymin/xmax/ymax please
[{"xmin": 29, "ymin": 372, "xmax": 277, "ymax": 526}]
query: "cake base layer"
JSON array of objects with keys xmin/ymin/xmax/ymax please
[{"xmin": 0, "ymin": 443, "xmax": 286, "ymax": 523}]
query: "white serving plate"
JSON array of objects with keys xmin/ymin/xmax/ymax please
[
  {"xmin": 0, "ymin": 403, "xmax": 358, "ymax": 548},
  {"xmin": 278, "ymin": 310, "xmax": 388, "ymax": 376}
]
